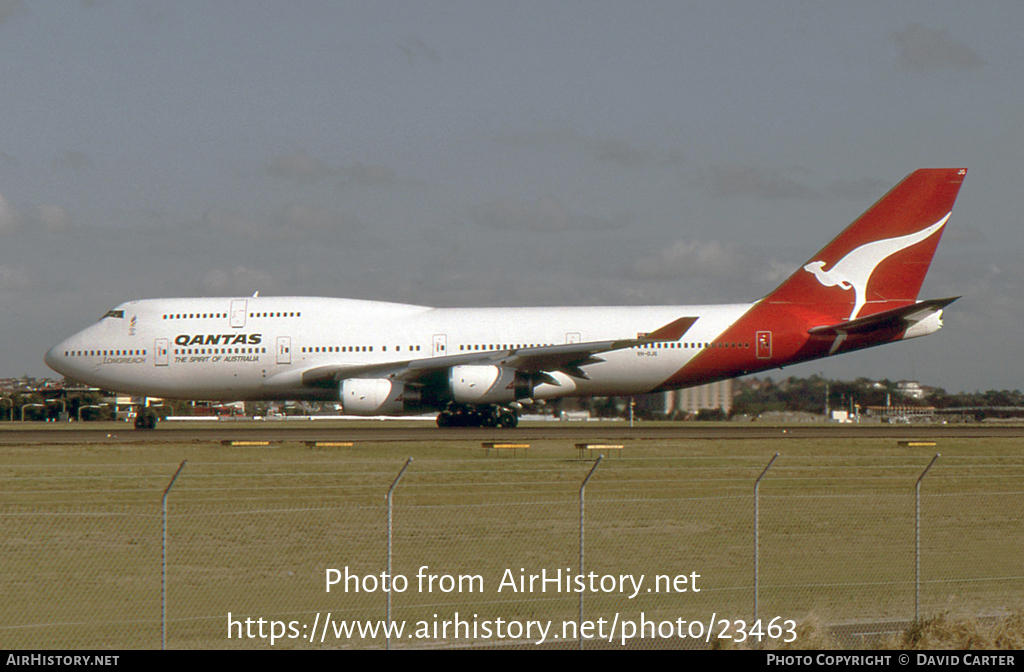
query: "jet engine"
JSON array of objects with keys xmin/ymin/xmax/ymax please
[
  {"xmin": 901, "ymin": 309, "xmax": 944, "ymax": 340},
  {"xmin": 449, "ymin": 365, "xmax": 533, "ymax": 404},
  {"xmin": 340, "ymin": 378, "xmax": 419, "ymax": 415}
]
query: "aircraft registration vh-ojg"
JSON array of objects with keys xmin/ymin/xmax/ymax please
[{"xmin": 46, "ymin": 168, "xmax": 967, "ymax": 429}]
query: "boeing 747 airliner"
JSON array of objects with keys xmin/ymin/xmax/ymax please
[{"xmin": 45, "ymin": 168, "xmax": 967, "ymax": 428}]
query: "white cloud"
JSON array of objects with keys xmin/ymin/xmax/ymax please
[
  {"xmin": 630, "ymin": 238, "xmax": 746, "ymax": 280},
  {"xmin": 761, "ymin": 259, "xmax": 798, "ymax": 288}
]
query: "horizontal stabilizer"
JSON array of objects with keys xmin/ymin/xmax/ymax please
[{"xmin": 808, "ymin": 297, "xmax": 959, "ymax": 337}]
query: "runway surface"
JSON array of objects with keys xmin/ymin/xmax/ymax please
[{"xmin": 2, "ymin": 422, "xmax": 1023, "ymax": 444}]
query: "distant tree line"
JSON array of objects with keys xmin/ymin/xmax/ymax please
[
  {"xmin": 731, "ymin": 376, "xmax": 885, "ymax": 417},
  {"xmin": 729, "ymin": 376, "xmax": 1024, "ymax": 420},
  {"xmin": 574, "ymin": 376, "xmax": 1024, "ymax": 422}
]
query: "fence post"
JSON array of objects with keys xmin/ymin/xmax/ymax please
[
  {"xmin": 578, "ymin": 455, "xmax": 602, "ymax": 650},
  {"xmin": 754, "ymin": 453, "xmax": 778, "ymax": 621},
  {"xmin": 162, "ymin": 460, "xmax": 187, "ymax": 650},
  {"xmin": 386, "ymin": 458, "xmax": 413, "ymax": 650},
  {"xmin": 916, "ymin": 454, "xmax": 939, "ymax": 622}
]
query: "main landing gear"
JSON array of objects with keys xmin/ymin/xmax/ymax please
[
  {"xmin": 436, "ymin": 404, "xmax": 519, "ymax": 428},
  {"xmin": 134, "ymin": 408, "xmax": 158, "ymax": 430}
]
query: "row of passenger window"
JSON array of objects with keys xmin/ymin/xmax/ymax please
[
  {"xmin": 162, "ymin": 311, "xmax": 303, "ymax": 320},
  {"xmin": 460, "ymin": 343, "xmax": 552, "ymax": 351},
  {"xmin": 298, "ymin": 341, "xmax": 752, "ymax": 355},
  {"xmin": 455, "ymin": 342, "xmax": 750, "ymax": 352},
  {"xmin": 164, "ymin": 313, "xmax": 227, "ymax": 320},
  {"xmin": 302, "ymin": 345, "xmax": 423, "ymax": 353},
  {"xmin": 65, "ymin": 349, "xmax": 147, "ymax": 357}
]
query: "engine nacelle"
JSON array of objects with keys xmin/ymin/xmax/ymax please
[
  {"xmin": 901, "ymin": 310, "xmax": 943, "ymax": 340},
  {"xmin": 340, "ymin": 378, "xmax": 419, "ymax": 415},
  {"xmin": 449, "ymin": 365, "xmax": 532, "ymax": 404}
]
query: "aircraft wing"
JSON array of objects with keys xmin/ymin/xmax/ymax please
[
  {"xmin": 300, "ymin": 316, "xmax": 698, "ymax": 386},
  {"xmin": 807, "ymin": 297, "xmax": 958, "ymax": 337}
]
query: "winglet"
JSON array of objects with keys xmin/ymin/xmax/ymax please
[{"xmin": 642, "ymin": 316, "xmax": 699, "ymax": 341}]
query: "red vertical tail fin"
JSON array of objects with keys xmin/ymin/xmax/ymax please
[
  {"xmin": 764, "ymin": 168, "xmax": 967, "ymax": 323},
  {"xmin": 655, "ymin": 168, "xmax": 966, "ymax": 392}
]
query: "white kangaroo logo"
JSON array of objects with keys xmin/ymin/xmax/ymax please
[{"xmin": 803, "ymin": 212, "xmax": 950, "ymax": 320}]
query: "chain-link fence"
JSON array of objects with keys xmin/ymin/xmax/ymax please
[{"xmin": 2, "ymin": 449, "xmax": 1023, "ymax": 649}]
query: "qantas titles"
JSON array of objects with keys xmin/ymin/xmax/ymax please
[{"xmin": 175, "ymin": 334, "xmax": 263, "ymax": 346}]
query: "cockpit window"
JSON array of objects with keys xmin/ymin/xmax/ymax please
[{"xmin": 102, "ymin": 310, "xmax": 125, "ymax": 319}]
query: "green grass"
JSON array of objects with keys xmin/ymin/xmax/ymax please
[{"xmin": 1, "ymin": 432, "xmax": 1022, "ymax": 649}]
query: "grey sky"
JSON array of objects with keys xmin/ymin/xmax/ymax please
[{"xmin": 1, "ymin": 2, "xmax": 1021, "ymax": 392}]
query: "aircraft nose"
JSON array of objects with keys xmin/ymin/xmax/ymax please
[{"xmin": 45, "ymin": 340, "xmax": 71, "ymax": 376}]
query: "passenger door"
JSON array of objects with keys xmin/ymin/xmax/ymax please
[
  {"xmin": 756, "ymin": 331, "xmax": 772, "ymax": 359},
  {"xmin": 155, "ymin": 339, "xmax": 169, "ymax": 366},
  {"xmin": 230, "ymin": 300, "xmax": 248, "ymax": 328},
  {"xmin": 432, "ymin": 334, "xmax": 447, "ymax": 357},
  {"xmin": 277, "ymin": 336, "xmax": 292, "ymax": 365}
]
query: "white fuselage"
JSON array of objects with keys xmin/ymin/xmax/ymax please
[{"xmin": 45, "ymin": 296, "xmax": 752, "ymax": 402}]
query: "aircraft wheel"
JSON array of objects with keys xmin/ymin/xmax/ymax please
[
  {"xmin": 498, "ymin": 411, "xmax": 518, "ymax": 428},
  {"xmin": 135, "ymin": 410, "xmax": 157, "ymax": 430},
  {"xmin": 436, "ymin": 412, "xmax": 452, "ymax": 428}
]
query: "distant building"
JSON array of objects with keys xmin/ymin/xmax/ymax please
[
  {"xmin": 897, "ymin": 380, "xmax": 930, "ymax": 400},
  {"xmin": 663, "ymin": 380, "xmax": 733, "ymax": 417}
]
